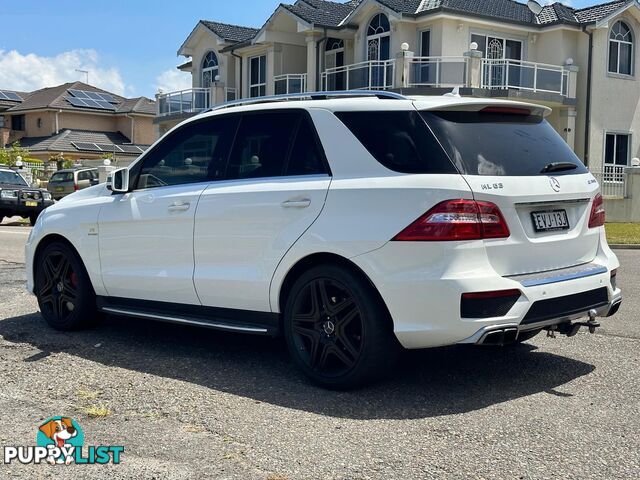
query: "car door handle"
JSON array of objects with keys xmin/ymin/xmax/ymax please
[
  {"xmin": 281, "ymin": 199, "xmax": 311, "ymax": 208},
  {"xmin": 168, "ymin": 201, "xmax": 191, "ymax": 212}
]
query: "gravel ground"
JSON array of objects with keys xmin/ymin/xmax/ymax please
[{"xmin": 0, "ymin": 223, "xmax": 638, "ymax": 479}]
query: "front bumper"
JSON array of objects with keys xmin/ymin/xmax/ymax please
[
  {"xmin": 352, "ymin": 237, "xmax": 621, "ymax": 349},
  {"xmin": 0, "ymin": 197, "xmax": 53, "ymax": 216}
]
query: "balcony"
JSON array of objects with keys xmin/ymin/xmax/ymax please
[
  {"xmin": 322, "ymin": 60, "xmax": 395, "ymax": 91},
  {"xmin": 274, "ymin": 74, "xmax": 307, "ymax": 95},
  {"xmin": 481, "ymin": 59, "xmax": 570, "ymax": 97},
  {"xmin": 157, "ymin": 88, "xmax": 212, "ymax": 117},
  {"xmin": 407, "ymin": 56, "xmax": 469, "ymax": 88}
]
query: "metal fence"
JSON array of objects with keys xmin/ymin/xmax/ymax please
[
  {"xmin": 322, "ymin": 60, "xmax": 395, "ymax": 91},
  {"xmin": 591, "ymin": 165, "xmax": 627, "ymax": 198},
  {"xmin": 407, "ymin": 56, "xmax": 469, "ymax": 88},
  {"xmin": 481, "ymin": 59, "xmax": 569, "ymax": 96}
]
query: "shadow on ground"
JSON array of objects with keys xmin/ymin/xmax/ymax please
[{"xmin": 0, "ymin": 312, "xmax": 595, "ymax": 420}]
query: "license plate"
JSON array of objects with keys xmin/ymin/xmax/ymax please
[
  {"xmin": 531, "ymin": 210, "xmax": 570, "ymax": 232},
  {"xmin": 25, "ymin": 200, "xmax": 38, "ymax": 207},
  {"xmin": 55, "ymin": 187, "xmax": 64, "ymax": 192}
]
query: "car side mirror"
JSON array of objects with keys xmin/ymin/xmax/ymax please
[{"xmin": 106, "ymin": 168, "xmax": 129, "ymax": 194}]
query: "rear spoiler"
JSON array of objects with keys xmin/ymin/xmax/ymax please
[{"xmin": 413, "ymin": 99, "xmax": 552, "ymax": 118}]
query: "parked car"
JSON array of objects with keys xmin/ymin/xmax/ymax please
[
  {"xmin": 0, "ymin": 167, "xmax": 54, "ymax": 225},
  {"xmin": 25, "ymin": 92, "xmax": 622, "ymax": 389},
  {"xmin": 47, "ymin": 168, "xmax": 99, "ymax": 200}
]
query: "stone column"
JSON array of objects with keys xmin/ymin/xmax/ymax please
[
  {"xmin": 565, "ymin": 64, "xmax": 579, "ymax": 99},
  {"xmin": 395, "ymin": 49, "xmax": 414, "ymax": 88},
  {"xmin": 558, "ymin": 107, "xmax": 578, "ymax": 150},
  {"xmin": 463, "ymin": 48, "xmax": 483, "ymax": 88},
  {"xmin": 306, "ymin": 34, "xmax": 320, "ymax": 91}
]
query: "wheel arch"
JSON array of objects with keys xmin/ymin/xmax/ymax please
[
  {"xmin": 32, "ymin": 234, "xmax": 96, "ymax": 294},
  {"xmin": 276, "ymin": 252, "xmax": 393, "ymax": 329}
]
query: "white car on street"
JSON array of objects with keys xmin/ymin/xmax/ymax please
[{"xmin": 25, "ymin": 91, "xmax": 622, "ymax": 389}]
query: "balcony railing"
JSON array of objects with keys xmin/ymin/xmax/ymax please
[
  {"xmin": 591, "ymin": 164, "xmax": 628, "ymax": 198},
  {"xmin": 481, "ymin": 59, "xmax": 570, "ymax": 96},
  {"xmin": 274, "ymin": 74, "xmax": 307, "ymax": 95},
  {"xmin": 157, "ymin": 88, "xmax": 212, "ymax": 117},
  {"xmin": 408, "ymin": 56, "xmax": 469, "ymax": 88},
  {"xmin": 322, "ymin": 60, "xmax": 395, "ymax": 91}
]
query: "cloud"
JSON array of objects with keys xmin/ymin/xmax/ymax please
[
  {"xmin": 0, "ymin": 49, "xmax": 127, "ymax": 95},
  {"xmin": 154, "ymin": 68, "xmax": 192, "ymax": 94}
]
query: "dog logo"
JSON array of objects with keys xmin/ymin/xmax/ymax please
[
  {"xmin": 549, "ymin": 177, "xmax": 561, "ymax": 192},
  {"xmin": 37, "ymin": 417, "xmax": 84, "ymax": 465}
]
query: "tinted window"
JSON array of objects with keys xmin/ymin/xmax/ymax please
[
  {"xmin": 335, "ymin": 111, "xmax": 457, "ymax": 174},
  {"xmin": 286, "ymin": 116, "xmax": 327, "ymax": 176},
  {"xmin": 421, "ymin": 111, "xmax": 588, "ymax": 176},
  {"xmin": 227, "ymin": 111, "xmax": 299, "ymax": 180},
  {"xmin": 50, "ymin": 172, "xmax": 74, "ymax": 182},
  {"xmin": 78, "ymin": 171, "xmax": 92, "ymax": 181},
  {"xmin": 0, "ymin": 170, "xmax": 28, "ymax": 186},
  {"xmin": 137, "ymin": 116, "xmax": 237, "ymax": 189}
]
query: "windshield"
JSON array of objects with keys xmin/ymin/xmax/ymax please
[
  {"xmin": 50, "ymin": 172, "xmax": 74, "ymax": 182},
  {"xmin": 0, "ymin": 170, "xmax": 28, "ymax": 186},
  {"xmin": 420, "ymin": 111, "xmax": 589, "ymax": 177}
]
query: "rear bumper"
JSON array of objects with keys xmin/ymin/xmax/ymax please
[{"xmin": 351, "ymin": 235, "xmax": 621, "ymax": 349}]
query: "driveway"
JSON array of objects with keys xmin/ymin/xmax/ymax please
[{"xmin": 0, "ymin": 224, "xmax": 638, "ymax": 479}]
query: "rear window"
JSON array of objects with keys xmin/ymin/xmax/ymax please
[
  {"xmin": 421, "ymin": 111, "xmax": 588, "ymax": 176},
  {"xmin": 50, "ymin": 172, "xmax": 74, "ymax": 182},
  {"xmin": 335, "ymin": 111, "xmax": 457, "ymax": 174}
]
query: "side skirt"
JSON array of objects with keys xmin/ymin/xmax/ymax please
[{"xmin": 96, "ymin": 296, "xmax": 280, "ymax": 336}]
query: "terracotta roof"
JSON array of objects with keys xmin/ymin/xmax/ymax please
[
  {"xmin": 5, "ymin": 81, "xmax": 155, "ymax": 115},
  {"xmin": 200, "ymin": 21, "xmax": 259, "ymax": 42},
  {"xmin": 15, "ymin": 129, "xmax": 150, "ymax": 156}
]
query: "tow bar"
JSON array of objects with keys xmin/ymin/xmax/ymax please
[{"xmin": 546, "ymin": 309, "xmax": 601, "ymax": 338}]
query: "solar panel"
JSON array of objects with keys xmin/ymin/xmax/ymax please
[
  {"xmin": 120, "ymin": 145, "xmax": 144, "ymax": 154},
  {"xmin": 72, "ymin": 142, "xmax": 102, "ymax": 152},
  {"xmin": 68, "ymin": 89, "xmax": 90, "ymax": 99},
  {"xmin": 68, "ymin": 89, "xmax": 118, "ymax": 104},
  {"xmin": 95, "ymin": 144, "xmax": 123, "ymax": 152},
  {"xmin": 98, "ymin": 93, "xmax": 117, "ymax": 103},
  {"xmin": 65, "ymin": 96, "xmax": 115, "ymax": 111},
  {"xmin": 0, "ymin": 91, "xmax": 22, "ymax": 101}
]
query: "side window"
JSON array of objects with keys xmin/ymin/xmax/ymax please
[
  {"xmin": 78, "ymin": 171, "xmax": 91, "ymax": 181},
  {"xmin": 285, "ymin": 116, "xmax": 328, "ymax": 176},
  {"xmin": 226, "ymin": 111, "xmax": 300, "ymax": 180},
  {"xmin": 136, "ymin": 116, "xmax": 237, "ymax": 189},
  {"xmin": 335, "ymin": 111, "xmax": 457, "ymax": 174}
]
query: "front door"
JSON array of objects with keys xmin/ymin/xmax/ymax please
[
  {"xmin": 193, "ymin": 110, "xmax": 331, "ymax": 312},
  {"xmin": 98, "ymin": 115, "xmax": 238, "ymax": 304}
]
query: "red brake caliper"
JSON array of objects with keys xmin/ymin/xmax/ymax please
[{"xmin": 70, "ymin": 272, "xmax": 79, "ymax": 288}]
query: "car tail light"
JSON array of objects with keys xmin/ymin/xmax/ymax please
[
  {"xmin": 480, "ymin": 106, "xmax": 531, "ymax": 116},
  {"xmin": 392, "ymin": 199, "xmax": 510, "ymax": 241},
  {"xmin": 588, "ymin": 193, "xmax": 605, "ymax": 228},
  {"xmin": 74, "ymin": 184, "xmax": 79, "ymax": 191}
]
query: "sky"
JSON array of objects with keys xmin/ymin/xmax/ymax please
[{"xmin": 0, "ymin": 0, "xmax": 603, "ymax": 99}]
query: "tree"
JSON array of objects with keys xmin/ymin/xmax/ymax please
[{"xmin": 0, "ymin": 141, "xmax": 30, "ymax": 167}]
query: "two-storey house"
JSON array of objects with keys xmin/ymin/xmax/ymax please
[{"xmin": 156, "ymin": 0, "xmax": 640, "ymax": 206}]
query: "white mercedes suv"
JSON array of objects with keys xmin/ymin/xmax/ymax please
[{"xmin": 25, "ymin": 91, "xmax": 622, "ymax": 389}]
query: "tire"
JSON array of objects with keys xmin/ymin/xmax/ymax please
[
  {"xmin": 283, "ymin": 264, "xmax": 398, "ymax": 390},
  {"xmin": 516, "ymin": 328, "xmax": 542, "ymax": 343},
  {"xmin": 34, "ymin": 241, "xmax": 99, "ymax": 330},
  {"xmin": 29, "ymin": 213, "xmax": 39, "ymax": 226}
]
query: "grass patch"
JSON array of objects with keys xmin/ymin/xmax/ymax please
[
  {"xmin": 605, "ymin": 223, "xmax": 640, "ymax": 245},
  {"xmin": 78, "ymin": 405, "xmax": 112, "ymax": 418}
]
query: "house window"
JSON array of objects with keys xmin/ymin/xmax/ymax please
[
  {"xmin": 609, "ymin": 21, "xmax": 633, "ymax": 75},
  {"xmin": 325, "ymin": 38, "xmax": 345, "ymax": 90},
  {"xmin": 249, "ymin": 55, "xmax": 266, "ymax": 97},
  {"xmin": 202, "ymin": 51, "xmax": 219, "ymax": 87},
  {"xmin": 605, "ymin": 133, "xmax": 630, "ymax": 166},
  {"xmin": 471, "ymin": 34, "xmax": 522, "ymax": 60},
  {"xmin": 11, "ymin": 115, "xmax": 25, "ymax": 131},
  {"xmin": 420, "ymin": 30, "xmax": 431, "ymax": 57},
  {"xmin": 367, "ymin": 13, "xmax": 391, "ymax": 61}
]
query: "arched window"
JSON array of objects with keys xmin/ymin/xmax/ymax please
[
  {"xmin": 609, "ymin": 20, "xmax": 633, "ymax": 75},
  {"xmin": 325, "ymin": 38, "xmax": 345, "ymax": 90},
  {"xmin": 202, "ymin": 51, "xmax": 219, "ymax": 87},
  {"xmin": 367, "ymin": 13, "xmax": 391, "ymax": 61}
]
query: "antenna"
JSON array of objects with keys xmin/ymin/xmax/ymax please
[{"xmin": 75, "ymin": 69, "xmax": 89, "ymax": 84}]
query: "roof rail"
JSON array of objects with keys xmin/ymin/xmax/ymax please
[{"xmin": 206, "ymin": 90, "xmax": 408, "ymax": 113}]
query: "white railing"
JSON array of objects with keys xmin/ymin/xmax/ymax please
[
  {"xmin": 481, "ymin": 59, "xmax": 570, "ymax": 96},
  {"xmin": 408, "ymin": 56, "xmax": 469, "ymax": 88},
  {"xmin": 322, "ymin": 60, "xmax": 395, "ymax": 91},
  {"xmin": 225, "ymin": 87, "xmax": 237, "ymax": 102},
  {"xmin": 157, "ymin": 88, "xmax": 212, "ymax": 116},
  {"xmin": 591, "ymin": 164, "xmax": 628, "ymax": 198},
  {"xmin": 274, "ymin": 74, "xmax": 307, "ymax": 95}
]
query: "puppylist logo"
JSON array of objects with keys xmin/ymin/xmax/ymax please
[{"xmin": 3, "ymin": 417, "xmax": 124, "ymax": 465}]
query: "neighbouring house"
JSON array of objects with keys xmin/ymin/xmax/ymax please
[
  {"xmin": 1, "ymin": 82, "xmax": 155, "ymax": 166},
  {"xmin": 156, "ymin": 0, "xmax": 640, "ymax": 219}
]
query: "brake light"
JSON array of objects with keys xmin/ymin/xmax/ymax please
[
  {"xmin": 74, "ymin": 184, "xmax": 79, "ymax": 191},
  {"xmin": 588, "ymin": 193, "xmax": 605, "ymax": 228},
  {"xmin": 392, "ymin": 199, "xmax": 510, "ymax": 241},
  {"xmin": 480, "ymin": 106, "xmax": 531, "ymax": 116}
]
